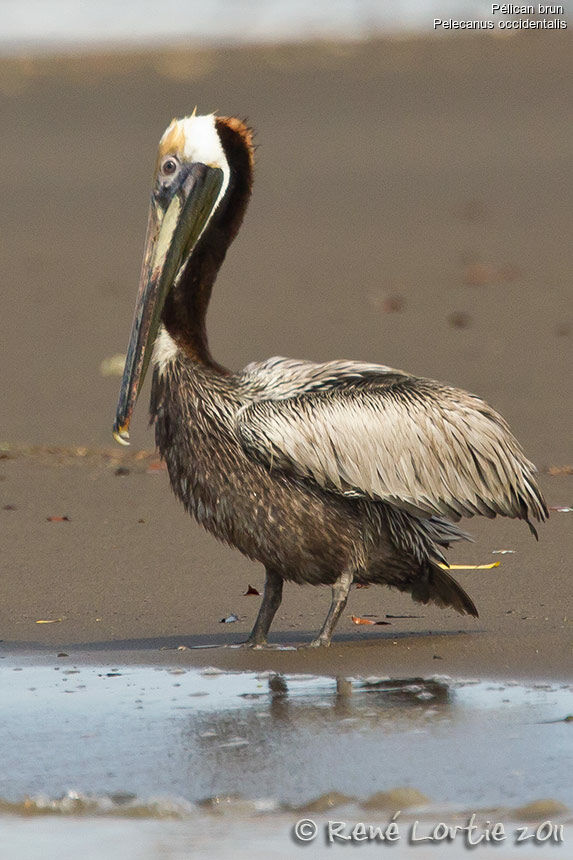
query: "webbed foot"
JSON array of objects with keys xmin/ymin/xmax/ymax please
[
  {"xmin": 234, "ymin": 638, "xmax": 269, "ymax": 650},
  {"xmin": 300, "ymin": 636, "xmax": 331, "ymax": 649}
]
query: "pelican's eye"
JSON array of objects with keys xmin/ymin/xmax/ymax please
[{"xmin": 161, "ymin": 157, "xmax": 179, "ymax": 176}]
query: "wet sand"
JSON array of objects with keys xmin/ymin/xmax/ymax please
[{"xmin": 1, "ymin": 33, "xmax": 572, "ymax": 680}]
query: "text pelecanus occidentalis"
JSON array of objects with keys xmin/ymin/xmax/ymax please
[{"xmin": 113, "ymin": 113, "xmax": 548, "ymax": 647}]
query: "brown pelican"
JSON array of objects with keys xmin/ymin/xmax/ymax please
[{"xmin": 113, "ymin": 112, "xmax": 547, "ymax": 648}]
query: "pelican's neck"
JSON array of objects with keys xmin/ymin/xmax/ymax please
[
  {"xmin": 161, "ymin": 235, "xmax": 226, "ymax": 370},
  {"xmin": 160, "ymin": 117, "xmax": 254, "ymax": 373}
]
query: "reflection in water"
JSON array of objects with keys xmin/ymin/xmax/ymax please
[
  {"xmin": 182, "ymin": 674, "xmax": 571, "ymax": 809},
  {"xmin": 0, "ymin": 664, "xmax": 571, "ymax": 813}
]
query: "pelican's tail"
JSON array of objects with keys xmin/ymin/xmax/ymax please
[{"xmin": 411, "ymin": 562, "xmax": 479, "ymax": 617}]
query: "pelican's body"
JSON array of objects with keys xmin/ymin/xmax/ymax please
[{"xmin": 114, "ymin": 113, "xmax": 547, "ymax": 647}]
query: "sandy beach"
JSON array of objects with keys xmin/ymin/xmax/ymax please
[
  {"xmin": 1, "ymin": 31, "xmax": 572, "ymax": 858},
  {"xmin": 1, "ymin": 32, "xmax": 571, "ymax": 677}
]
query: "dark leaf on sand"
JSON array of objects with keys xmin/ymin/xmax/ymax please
[
  {"xmin": 447, "ymin": 311, "xmax": 471, "ymax": 329},
  {"xmin": 114, "ymin": 467, "xmax": 130, "ymax": 476},
  {"xmin": 47, "ymin": 515, "xmax": 70, "ymax": 522},
  {"xmin": 386, "ymin": 614, "xmax": 421, "ymax": 619},
  {"xmin": 221, "ymin": 613, "xmax": 239, "ymax": 623},
  {"xmin": 244, "ymin": 584, "xmax": 260, "ymax": 596}
]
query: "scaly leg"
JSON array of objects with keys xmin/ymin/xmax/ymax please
[
  {"xmin": 242, "ymin": 567, "xmax": 284, "ymax": 648},
  {"xmin": 307, "ymin": 569, "xmax": 354, "ymax": 648}
]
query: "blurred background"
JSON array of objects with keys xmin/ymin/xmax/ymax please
[
  {"xmin": 1, "ymin": 1, "xmax": 495, "ymax": 50},
  {"xmin": 0, "ymin": 1, "xmax": 570, "ymax": 461}
]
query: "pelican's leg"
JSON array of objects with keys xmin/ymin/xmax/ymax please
[
  {"xmin": 307, "ymin": 568, "xmax": 354, "ymax": 648},
  {"xmin": 241, "ymin": 567, "xmax": 284, "ymax": 648}
]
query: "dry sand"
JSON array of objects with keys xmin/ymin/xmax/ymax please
[{"xmin": 0, "ymin": 33, "xmax": 571, "ymax": 680}]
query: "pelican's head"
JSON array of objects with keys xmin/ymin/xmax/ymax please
[{"xmin": 113, "ymin": 112, "xmax": 248, "ymax": 445}]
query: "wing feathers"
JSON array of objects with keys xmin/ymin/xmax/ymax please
[{"xmin": 237, "ymin": 363, "xmax": 547, "ymax": 526}]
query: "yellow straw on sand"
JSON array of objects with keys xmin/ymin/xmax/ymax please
[{"xmin": 438, "ymin": 562, "xmax": 500, "ymax": 570}]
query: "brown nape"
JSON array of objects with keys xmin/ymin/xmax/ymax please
[{"xmin": 161, "ymin": 117, "xmax": 255, "ymax": 370}]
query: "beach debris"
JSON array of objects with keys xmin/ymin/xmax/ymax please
[
  {"xmin": 197, "ymin": 793, "xmax": 245, "ymax": 811},
  {"xmin": 177, "ymin": 645, "xmax": 188, "ymax": 651},
  {"xmin": 492, "ymin": 549, "xmax": 515, "ymax": 554},
  {"xmin": 3, "ymin": 504, "xmax": 16, "ymax": 510},
  {"xmin": 108, "ymin": 792, "xmax": 137, "ymax": 806},
  {"xmin": 57, "ymin": 652, "xmax": 68, "ymax": 657},
  {"xmin": 99, "ymin": 354, "xmax": 126, "ymax": 377},
  {"xmin": 243, "ymin": 584, "xmax": 260, "ymax": 596},
  {"xmin": 296, "ymin": 791, "xmax": 355, "ymax": 813},
  {"xmin": 35, "ymin": 618, "xmax": 63, "ymax": 624},
  {"xmin": 512, "ymin": 799, "xmax": 569, "ymax": 821},
  {"xmin": 355, "ymin": 583, "xmax": 370, "ymax": 589},
  {"xmin": 46, "ymin": 515, "xmax": 70, "ymax": 522},
  {"xmin": 464, "ymin": 262, "xmax": 522, "ymax": 286},
  {"xmin": 549, "ymin": 505, "xmax": 573, "ymax": 513},
  {"xmin": 114, "ymin": 466, "xmax": 130, "ymax": 476},
  {"xmin": 547, "ymin": 464, "xmax": 573, "ymax": 475},
  {"xmin": 368, "ymin": 292, "xmax": 405, "ymax": 314},
  {"xmin": 381, "ymin": 295, "xmax": 405, "ymax": 314},
  {"xmin": 464, "ymin": 262, "xmax": 496, "ymax": 286},
  {"xmin": 438, "ymin": 561, "xmax": 500, "ymax": 570},
  {"xmin": 217, "ymin": 736, "xmax": 250, "ymax": 749},
  {"xmin": 362, "ymin": 787, "xmax": 430, "ymax": 810},
  {"xmin": 447, "ymin": 311, "xmax": 471, "ymax": 329},
  {"xmin": 539, "ymin": 715, "xmax": 573, "ymax": 724},
  {"xmin": 146, "ymin": 460, "xmax": 167, "ymax": 473},
  {"xmin": 220, "ymin": 613, "xmax": 239, "ymax": 623},
  {"xmin": 386, "ymin": 614, "xmax": 421, "ymax": 619},
  {"xmin": 351, "ymin": 615, "xmax": 390, "ymax": 626}
]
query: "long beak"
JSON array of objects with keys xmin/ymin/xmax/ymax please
[{"xmin": 113, "ymin": 163, "xmax": 224, "ymax": 445}]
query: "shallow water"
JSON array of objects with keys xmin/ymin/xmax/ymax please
[{"xmin": 1, "ymin": 662, "xmax": 571, "ymax": 857}]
